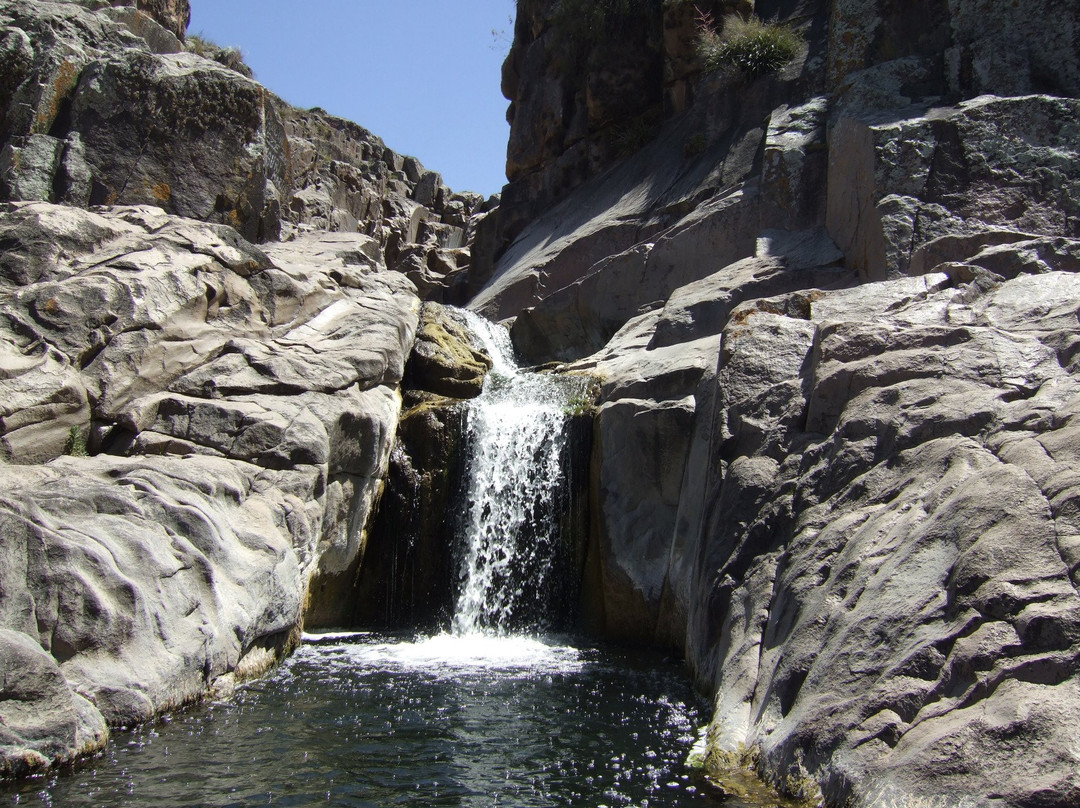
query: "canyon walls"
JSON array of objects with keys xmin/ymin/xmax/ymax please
[
  {"xmin": 3, "ymin": 0, "xmax": 1080, "ymax": 805},
  {"xmin": 468, "ymin": 0, "xmax": 1080, "ymax": 805}
]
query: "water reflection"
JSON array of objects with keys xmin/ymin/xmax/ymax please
[{"xmin": 5, "ymin": 633, "xmax": 731, "ymax": 808}]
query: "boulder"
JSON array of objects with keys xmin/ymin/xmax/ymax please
[
  {"xmin": 0, "ymin": 454, "xmax": 306, "ymax": 728},
  {"xmin": 0, "ymin": 202, "xmax": 421, "ymax": 770},
  {"xmin": 68, "ymin": 49, "xmax": 283, "ymax": 242},
  {"xmin": 0, "ymin": 134, "xmax": 62, "ymax": 202},
  {"xmin": 403, "ymin": 303, "xmax": 492, "ymax": 399}
]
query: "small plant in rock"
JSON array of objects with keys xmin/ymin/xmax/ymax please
[
  {"xmin": 561, "ymin": 375, "xmax": 602, "ymax": 415},
  {"xmin": 66, "ymin": 425, "xmax": 88, "ymax": 457},
  {"xmin": 185, "ymin": 33, "xmax": 253, "ymax": 78},
  {"xmin": 695, "ymin": 10, "xmax": 802, "ymax": 79},
  {"xmin": 610, "ymin": 115, "xmax": 658, "ymax": 157}
]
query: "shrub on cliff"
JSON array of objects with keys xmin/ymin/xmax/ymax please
[
  {"xmin": 695, "ymin": 12, "xmax": 802, "ymax": 78},
  {"xmin": 186, "ymin": 33, "xmax": 253, "ymax": 78}
]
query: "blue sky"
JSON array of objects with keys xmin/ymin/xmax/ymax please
[{"xmin": 188, "ymin": 1, "xmax": 516, "ymax": 198}]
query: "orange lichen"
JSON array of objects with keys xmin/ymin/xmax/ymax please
[
  {"xmin": 34, "ymin": 61, "xmax": 79, "ymax": 134},
  {"xmin": 152, "ymin": 182, "xmax": 173, "ymax": 202}
]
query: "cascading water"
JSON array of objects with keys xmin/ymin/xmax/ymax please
[
  {"xmin": 451, "ymin": 310, "xmax": 578, "ymax": 636},
  {"xmin": 17, "ymin": 311, "xmax": 731, "ymax": 808}
]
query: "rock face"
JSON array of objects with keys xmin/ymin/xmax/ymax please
[
  {"xmin": 356, "ymin": 304, "xmax": 493, "ymax": 628},
  {"xmin": 3, "ymin": 0, "xmax": 1080, "ymax": 804},
  {"xmin": 114, "ymin": 0, "xmax": 191, "ymax": 42},
  {"xmin": 0, "ymin": 202, "xmax": 420, "ymax": 771},
  {"xmin": 492, "ymin": 0, "xmax": 753, "ymax": 255},
  {"xmin": 0, "ymin": 0, "xmax": 488, "ymax": 301},
  {"xmin": 466, "ymin": 0, "xmax": 1080, "ymax": 805},
  {"xmin": 0, "ymin": 0, "xmax": 504, "ymax": 776}
]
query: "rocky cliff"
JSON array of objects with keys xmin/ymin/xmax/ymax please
[
  {"xmin": 0, "ymin": 0, "xmax": 493, "ymax": 775},
  {"xmin": 467, "ymin": 0, "xmax": 1080, "ymax": 806},
  {"xmin": 3, "ymin": 0, "xmax": 1080, "ymax": 805},
  {"xmin": 0, "ymin": 0, "xmax": 487, "ymax": 297}
]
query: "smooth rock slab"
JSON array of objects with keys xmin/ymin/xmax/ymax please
[{"xmin": 0, "ymin": 454, "xmax": 306, "ymax": 743}]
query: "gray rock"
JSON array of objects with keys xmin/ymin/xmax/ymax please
[
  {"xmin": 112, "ymin": 0, "xmax": 191, "ymax": 42},
  {"xmin": 533, "ymin": 152, "xmax": 1080, "ymax": 804},
  {"xmin": 513, "ymin": 225, "xmax": 849, "ymax": 364},
  {"xmin": 0, "ymin": 134, "xmax": 62, "ymax": 202},
  {"xmin": 667, "ymin": 262, "xmax": 1080, "ymax": 806},
  {"xmin": 0, "ymin": 453, "xmax": 306, "ymax": 730},
  {"xmin": 827, "ymin": 95, "xmax": 1080, "ymax": 281},
  {"xmin": 827, "ymin": 0, "xmax": 1080, "ymax": 99},
  {"xmin": 0, "ymin": 628, "xmax": 106, "ymax": 777},
  {"xmin": 101, "ymin": 6, "xmax": 182, "ymax": 54},
  {"xmin": 0, "ymin": 0, "xmax": 482, "ymax": 264},
  {"xmin": 0, "ymin": 203, "xmax": 420, "ymax": 771},
  {"xmin": 412, "ymin": 170, "xmax": 442, "ymax": 209}
]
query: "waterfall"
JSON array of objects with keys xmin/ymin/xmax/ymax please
[{"xmin": 451, "ymin": 311, "xmax": 579, "ymax": 636}]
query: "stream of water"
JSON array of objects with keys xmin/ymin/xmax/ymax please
[
  {"xmin": 452, "ymin": 310, "xmax": 579, "ymax": 635},
  {"xmin": 3, "ymin": 313, "xmax": 743, "ymax": 807}
]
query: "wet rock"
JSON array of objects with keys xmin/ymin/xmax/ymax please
[
  {"xmin": 403, "ymin": 303, "xmax": 492, "ymax": 399},
  {"xmin": 355, "ymin": 400, "xmax": 467, "ymax": 629}
]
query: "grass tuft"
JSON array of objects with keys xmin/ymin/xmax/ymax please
[
  {"xmin": 185, "ymin": 33, "xmax": 253, "ymax": 78},
  {"xmin": 695, "ymin": 13, "xmax": 802, "ymax": 78},
  {"xmin": 66, "ymin": 425, "xmax": 88, "ymax": 457}
]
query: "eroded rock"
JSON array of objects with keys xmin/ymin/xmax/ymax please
[{"xmin": 0, "ymin": 202, "xmax": 420, "ymax": 770}]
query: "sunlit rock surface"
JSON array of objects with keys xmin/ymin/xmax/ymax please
[
  {"xmin": 0, "ymin": 202, "xmax": 420, "ymax": 771},
  {"xmin": 471, "ymin": 0, "xmax": 1080, "ymax": 804}
]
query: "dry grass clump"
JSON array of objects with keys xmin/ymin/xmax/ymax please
[
  {"xmin": 185, "ymin": 33, "xmax": 252, "ymax": 78},
  {"xmin": 695, "ymin": 11, "xmax": 802, "ymax": 78}
]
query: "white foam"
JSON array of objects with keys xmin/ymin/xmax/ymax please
[
  {"xmin": 317, "ymin": 633, "xmax": 585, "ymax": 677},
  {"xmin": 302, "ymin": 630, "xmax": 372, "ymax": 642}
]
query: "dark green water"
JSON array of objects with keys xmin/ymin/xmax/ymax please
[{"xmin": 5, "ymin": 632, "xmax": 733, "ymax": 808}]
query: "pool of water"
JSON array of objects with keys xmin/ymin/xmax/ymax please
[{"xmin": 5, "ymin": 632, "xmax": 735, "ymax": 808}]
